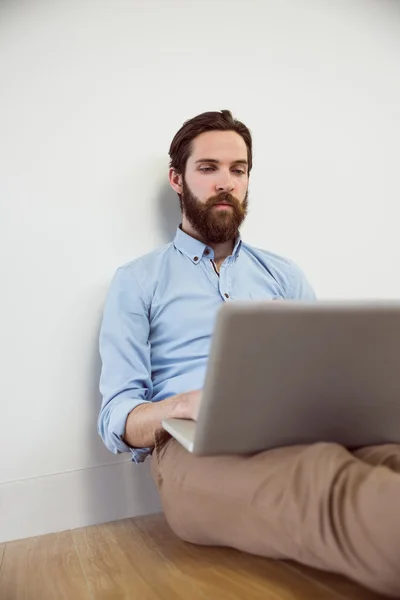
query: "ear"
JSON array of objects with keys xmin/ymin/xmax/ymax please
[{"xmin": 169, "ymin": 168, "xmax": 183, "ymax": 194}]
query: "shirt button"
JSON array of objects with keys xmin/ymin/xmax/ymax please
[
  {"xmin": 224, "ymin": 293, "xmax": 229, "ymax": 299},
  {"xmin": 194, "ymin": 256, "xmax": 199, "ymax": 262},
  {"xmin": 204, "ymin": 249, "xmax": 210, "ymax": 256}
]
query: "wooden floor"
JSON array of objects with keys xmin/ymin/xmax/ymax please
[{"xmin": 0, "ymin": 513, "xmax": 388, "ymax": 600}]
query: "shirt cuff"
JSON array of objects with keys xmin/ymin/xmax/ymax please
[{"xmin": 98, "ymin": 396, "xmax": 152, "ymax": 461}]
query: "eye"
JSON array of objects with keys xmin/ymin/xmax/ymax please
[
  {"xmin": 233, "ymin": 169, "xmax": 245, "ymax": 175},
  {"xmin": 199, "ymin": 167, "xmax": 215, "ymax": 173}
]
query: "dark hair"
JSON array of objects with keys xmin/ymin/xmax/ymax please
[{"xmin": 169, "ymin": 109, "xmax": 253, "ymax": 175}]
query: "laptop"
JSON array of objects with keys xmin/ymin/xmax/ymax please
[{"xmin": 162, "ymin": 300, "xmax": 400, "ymax": 455}]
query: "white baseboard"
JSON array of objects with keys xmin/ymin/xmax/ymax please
[{"xmin": 0, "ymin": 458, "xmax": 162, "ymax": 543}]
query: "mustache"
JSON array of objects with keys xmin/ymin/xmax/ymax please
[{"xmin": 206, "ymin": 192, "xmax": 238, "ymax": 208}]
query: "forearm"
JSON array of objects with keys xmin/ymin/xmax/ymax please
[{"xmin": 123, "ymin": 393, "xmax": 192, "ymax": 449}]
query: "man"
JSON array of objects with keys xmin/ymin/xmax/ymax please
[{"xmin": 98, "ymin": 110, "xmax": 400, "ymax": 597}]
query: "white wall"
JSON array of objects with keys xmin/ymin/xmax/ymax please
[{"xmin": 1, "ymin": 0, "xmax": 399, "ymax": 542}]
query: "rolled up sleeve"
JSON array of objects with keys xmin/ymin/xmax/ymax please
[{"xmin": 97, "ymin": 266, "xmax": 153, "ymax": 463}]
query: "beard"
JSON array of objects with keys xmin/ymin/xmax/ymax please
[{"xmin": 180, "ymin": 179, "xmax": 248, "ymax": 244}]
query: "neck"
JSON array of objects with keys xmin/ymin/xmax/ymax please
[
  {"xmin": 180, "ymin": 220, "xmax": 235, "ymax": 263},
  {"xmin": 210, "ymin": 240, "xmax": 235, "ymax": 264}
]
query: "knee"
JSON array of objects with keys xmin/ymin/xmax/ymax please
[
  {"xmin": 161, "ymin": 488, "xmax": 225, "ymax": 547},
  {"xmin": 163, "ymin": 506, "xmax": 208, "ymax": 545}
]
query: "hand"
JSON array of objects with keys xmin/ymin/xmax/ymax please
[{"xmin": 174, "ymin": 389, "xmax": 202, "ymax": 421}]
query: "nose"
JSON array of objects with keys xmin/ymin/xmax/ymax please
[{"xmin": 216, "ymin": 172, "xmax": 235, "ymax": 193}]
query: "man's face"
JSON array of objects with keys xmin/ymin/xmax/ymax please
[{"xmin": 176, "ymin": 130, "xmax": 249, "ymax": 244}]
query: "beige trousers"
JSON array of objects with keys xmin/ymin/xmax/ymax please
[{"xmin": 151, "ymin": 430, "xmax": 400, "ymax": 597}]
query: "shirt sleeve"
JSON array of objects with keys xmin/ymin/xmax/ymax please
[
  {"xmin": 287, "ymin": 260, "xmax": 317, "ymax": 300},
  {"xmin": 97, "ymin": 266, "xmax": 153, "ymax": 463}
]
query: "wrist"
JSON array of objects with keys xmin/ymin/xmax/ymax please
[{"xmin": 170, "ymin": 393, "xmax": 190, "ymax": 419}]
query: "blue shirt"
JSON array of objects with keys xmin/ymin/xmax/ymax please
[{"xmin": 98, "ymin": 226, "xmax": 316, "ymax": 463}]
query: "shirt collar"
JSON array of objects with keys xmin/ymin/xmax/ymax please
[{"xmin": 173, "ymin": 225, "xmax": 242, "ymax": 264}]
